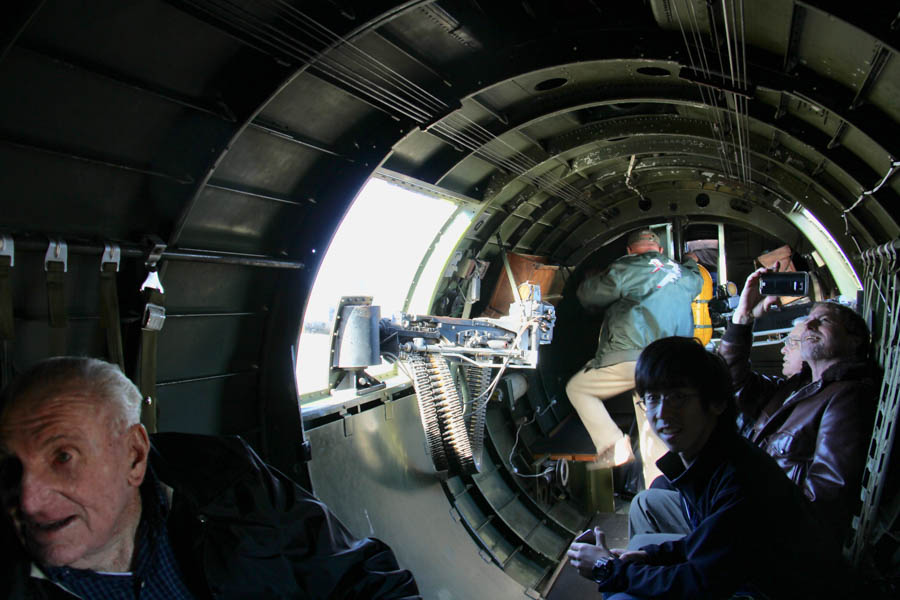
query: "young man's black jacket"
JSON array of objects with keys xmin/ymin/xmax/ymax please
[
  {"xmin": 595, "ymin": 425, "xmax": 852, "ymax": 599},
  {"xmin": 1, "ymin": 433, "xmax": 421, "ymax": 599}
]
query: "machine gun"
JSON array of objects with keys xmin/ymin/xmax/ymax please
[{"xmin": 330, "ymin": 284, "xmax": 555, "ymax": 476}]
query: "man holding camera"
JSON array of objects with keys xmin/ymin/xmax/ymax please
[{"xmin": 719, "ymin": 264, "xmax": 878, "ymax": 542}]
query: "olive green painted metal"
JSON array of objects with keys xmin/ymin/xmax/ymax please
[{"xmin": 306, "ymin": 393, "xmax": 535, "ymax": 599}]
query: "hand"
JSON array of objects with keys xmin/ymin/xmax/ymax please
[
  {"xmin": 733, "ymin": 262, "xmax": 781, "ymax": 324},
  {"xmin": 567, "ymin": 527, "xmax": 614, "ymax": 579}
]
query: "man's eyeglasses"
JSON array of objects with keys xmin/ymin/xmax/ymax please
[
  {"xmin": 636, "ymin": 390, "xmax": 697, "ymax": 412},
  {"xmin": 782, "ymin": 336, "xmax": 802, "ymax": 349}
]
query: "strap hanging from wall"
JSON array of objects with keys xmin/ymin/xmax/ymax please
[
  {"xmin": 44, "ymin": 239, "xmax": 68, "ymax": 328},
  {"xmin": 137, "ymin": 238, "xmax": 166, "ymax": 433},
  {"xmin": 99, "ymin": 243, "xmax": 125, "ymax": 371},
  {"xmin": 0, "ymin": 236, "xmax": 14, "ymax": 341},
  {"xmin": 0, "ymin": 235, "xmax": 14, "ymax": 389}
]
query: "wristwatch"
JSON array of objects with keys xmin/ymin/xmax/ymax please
[{"xmin": 592, "ymin": 556, "xmax": 615, "ymax": 582}]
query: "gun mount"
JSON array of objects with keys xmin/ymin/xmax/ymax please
[{"xmin": 330, "ymin": 285, "xmax": 556, "ymax": 476}]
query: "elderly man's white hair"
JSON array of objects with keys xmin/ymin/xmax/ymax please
[{"xmin": 0, "ymin": 356, "xmax": 142, "ymax": 428}]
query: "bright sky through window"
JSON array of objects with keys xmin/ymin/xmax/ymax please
[{"xmin": 295, "ymin": 176, "xmax": 472, "ymax": 396}]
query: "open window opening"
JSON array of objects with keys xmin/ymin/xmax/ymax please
[{"xmin": 295, "ymin": 173, "xmax": 475, "ymax": 405}]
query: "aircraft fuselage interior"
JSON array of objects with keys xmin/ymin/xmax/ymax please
[{"xmin": 2, "ymin": 0, "xmax": 900, "ymax": 597}]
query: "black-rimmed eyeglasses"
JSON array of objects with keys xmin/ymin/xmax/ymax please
[{"xmin": 636, "ymin": 390, "xmax": 697, "ymax": 412}]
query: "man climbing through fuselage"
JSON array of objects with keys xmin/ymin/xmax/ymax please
[{"xmin": 566, "ymin": 228, "xmax": 702, "ymax": 486}]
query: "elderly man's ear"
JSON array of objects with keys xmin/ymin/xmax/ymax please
[{"xmin": 126, "ymin": 424, "xmax": 150, "ymax": 488}]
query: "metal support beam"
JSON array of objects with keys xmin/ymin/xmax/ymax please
[
  {"xmin": 166, "ymin": 311, "xmax": 258, "ymax": 318},
  {"xmin": 12, "ymin": 237, "xmax": 305, "ymax": 270},
  {"xmin": 373, "ymin": 29, "xmax": 456, "ymax": 89},
  {"xmin": 678, "ymin": 67, "xmax": 755, "ymax": 98},
  {"xmin": 849, "ymin": 44, "xmax": 892, "ymax": 111},
  {"xmin": 783, "ymin": 3, "xmax": 806, "ymax": 73},
  {"xmin": 0, "ymin": 135, "xmax": 194, "ymax": 184},
  {"xmin": 156, "ymin": 369, "xmax": 257, "ymax": 387},
  {"xmin": 0, "ymin": 0, "xmax": 45, "ymax": 64},
  {"xmin": 827, "ymin": 120, "xmax": 849, "ymax": 150},
  {"xmin": 17, "ymin": 42, "xmax": 236, "ymax": 122},
  {"xmin": 470, "ymin": 95, "xmax": 509, "ymax": 126},
  {"xmin": 205, "ymin": 181, "xmax": 311, "ymax": 206},
  {"xmin": 775, "ymin": 92, "xmax": 789, "ymax": 120},
  {"xmin": 250, "ymin": 118, "xmax": 353, "ymax": 160}
]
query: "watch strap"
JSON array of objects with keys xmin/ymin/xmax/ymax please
[{"xmin": 592, "ymin": 556, "xmax": 614, "ymax": 582}]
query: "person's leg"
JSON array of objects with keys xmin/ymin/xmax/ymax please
[
  {"xmin": 566, "ymin": 362, "xmax": 637, "ymax": 464},
  {"xmin": 628, "ymin": 489, "xmax": 691, "ymax": 537}
]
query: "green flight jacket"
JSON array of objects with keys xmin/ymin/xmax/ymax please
[{"xmin": 577, "ymin": 251, "xmax": 703, "ymax": 367}]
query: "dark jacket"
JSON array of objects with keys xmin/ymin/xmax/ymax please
[
  {"xmin": 2, "ymin": 433, "xmax": 420, "ymax": 600},
  {"xmin": 596, "ymin": 425, "xmax": 851, "ymax": 599},
  {"xmin": 577, "ymin": 251, "xmax": 702, "ymax": 367},
  {"xmin": 719, "ymin": 322, "xmax": 877, "ymax": 542}
]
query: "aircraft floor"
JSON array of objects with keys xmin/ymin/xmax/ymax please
[{"xmin": 545, "ymin": 499, "xmax": 631, "ymax": 599}]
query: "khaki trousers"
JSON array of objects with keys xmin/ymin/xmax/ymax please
[{"xmin": 565, "ymin": 361, "xmax": 666, "ymax": 487}]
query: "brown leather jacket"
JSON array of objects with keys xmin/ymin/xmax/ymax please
[{"xmin": 718, "ymin": 322, "xmax": 877, "ymax": 543}]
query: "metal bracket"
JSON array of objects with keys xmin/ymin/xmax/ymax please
[
  {"xmin": 298, "ymin": 440, "xmax": 312, "ymax": 463},
  {"xmin": 141, "ymin": 303, "xmax": 166, "ymax": 331},
  {"xmin": 144, "ymin": 235, "xmax": 166, "ymax": 270},
  {"xmin": 0, "ymin": 235, "xmax": 13, "ymax": 266},
  {"xmin": 140, "ymin": 270, "xmax": 165, "ymax": 295},
  {"xmin": 340, "ymin": 408, "xmax": 354, "ymax": 437},
  {"xmin": 44, "ymin": 239, "xmax": 67, "ymax": 272},
  {"xmin": 101, "ymin": 243, "xmax": 121, "ymax": 272}
]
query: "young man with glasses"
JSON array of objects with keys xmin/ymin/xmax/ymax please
[{"xmin": 566, "ymin": 337, "xmax": 852, "ymax": 599}]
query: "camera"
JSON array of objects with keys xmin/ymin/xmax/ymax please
[{"xmin": 759, "ymin": 272, "xmax": 809, "ymax": 296}]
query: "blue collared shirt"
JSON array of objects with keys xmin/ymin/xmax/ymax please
[{"xmin": 44, "ymin": 470, "xmax": 195, "ymax": 599}]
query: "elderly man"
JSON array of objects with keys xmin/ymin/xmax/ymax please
[
  {"xmin": 780, "ymin": 317, "xmax": 809, "ymax": 377},
  {"xmin": 566, "ymin": 337, "xmax": 851, "ymax": 599},
  {"xmin": 733, "ymin": 315, "xmax": 808, "ymax": 436},
  {"xmin": 0, "ymin": 357, "xmax": 420, "ymax": 599},
  {"xmin": 722, "ymin": 266, "xmax": 877, "ymax": 542},
  {"xmin": 566, "ymin": 228, "xmax": 702, "ymax": 484}
]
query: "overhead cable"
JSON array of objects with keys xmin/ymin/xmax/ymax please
[
  {"xmin": 186, "ymin": 0, "xmax": 595, "ymax": 210},
  {"xmin": 841, "ymin": 159, "xmax": 900, "ymax": 235}
]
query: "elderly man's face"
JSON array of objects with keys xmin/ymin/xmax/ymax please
[
  {"xmin": 780, "ymin": 321, "xmax": 806, "ymax": 377},
  {"xmin": 0, "ymin": 389, "xmax": 146, "ymax": 569},
  {"xmin": 800, "ymin": 305, "xmax": 854, "ymax": 363}
]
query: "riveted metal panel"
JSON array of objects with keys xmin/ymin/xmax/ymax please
[{"xmin": 306, "ymin": 394, "xmax": 531, "ymax": 599}]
